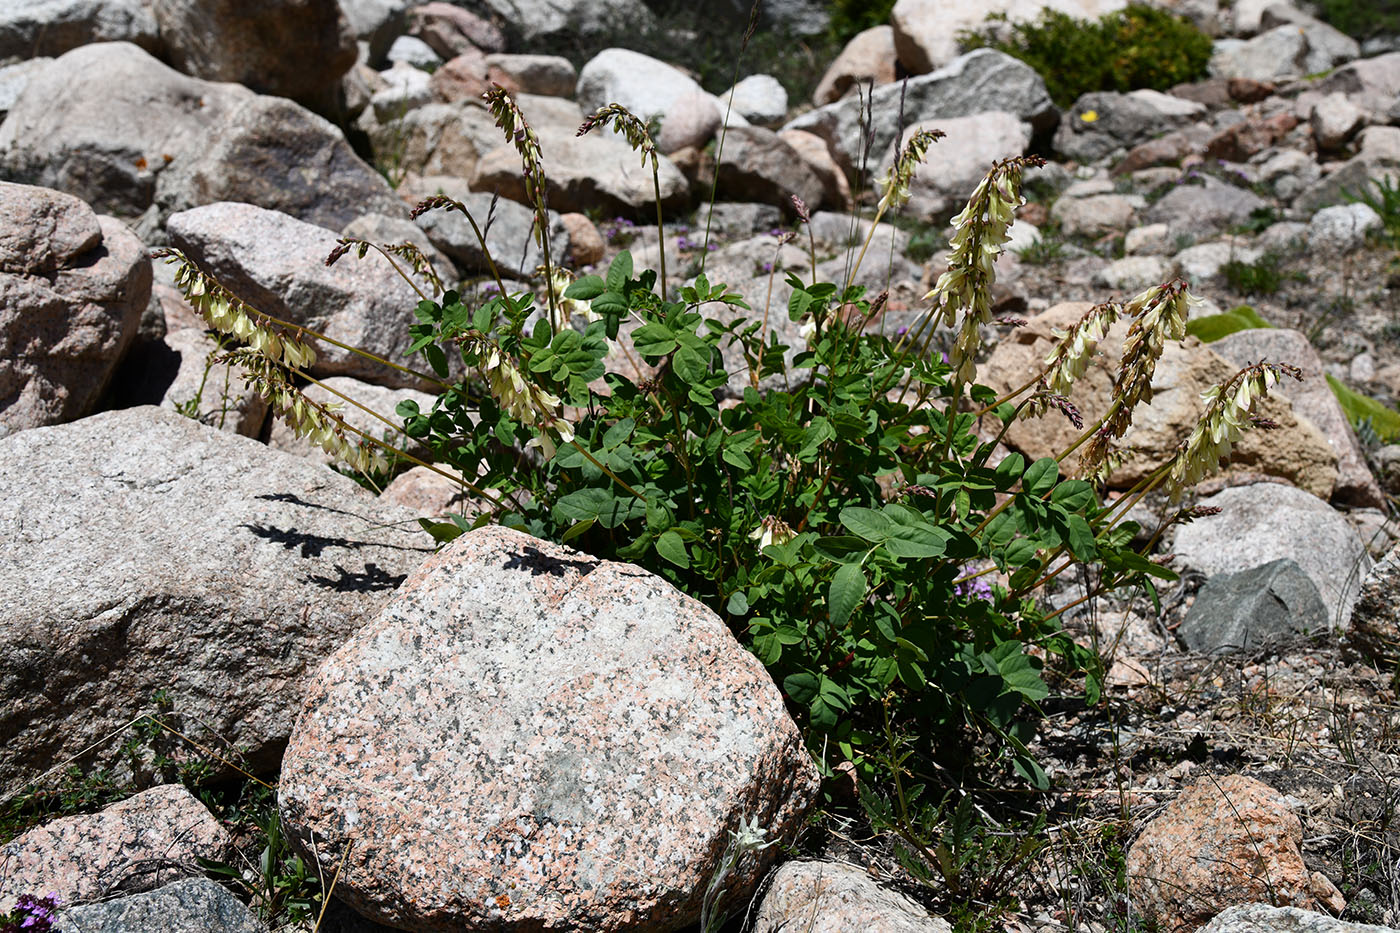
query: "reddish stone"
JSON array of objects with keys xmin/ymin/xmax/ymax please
[
  {"xmin": 429, "ymin": 50, "xmax": 489, "ymax": 103},
  {"xmin": 1228, "ymin": 76, "xmax": 1276, "ymax": 103},
  {"xmin": 1128, "ymin": 774, "xmax": 1346, "ymax": 932},
  {"xmin": 1204, "ymin": 113, "xmax": 1298, "ymax": 162}
]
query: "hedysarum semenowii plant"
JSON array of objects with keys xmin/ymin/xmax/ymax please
[{"xmin": 164, "ymin": 88, "xmax": 1304, "ymax": 899}]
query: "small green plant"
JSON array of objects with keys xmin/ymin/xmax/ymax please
[
  {"xmin": 1016, "ymin": 234, "xmax": 1066, "ymax": 265},
  {"xmin": 1221, "ymin": 252, "xmax": 1286, "ymax": 296},
  {"xmin": 1185, "ymin": 304, "xmax": 1272, "ymax": 343},
  {"xmin": 961, "ymin": 5, "xmax": 1212, "ymax": 107},
  {"xmin": 203, "ymin": 784, "xmax": 324, "ymax": 926},
  {"xmin": 1345, "ymin": 176, "xmax": 1400, "ymax": 247}
]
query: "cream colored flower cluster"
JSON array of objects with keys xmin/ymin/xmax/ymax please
[
  {"xmin": 1081, "ymin": 280, "xmax": 1197, "ymax": 472},
  {"xmin": 1168, "ymin": 360, "xmax": 1302, "ymax": 494},
  {"xmin": 876, "ymin": 128, "xmax": 944, "ymax": 214},
  {"xmin": 231, "ymin": 350, "xmax": 389, "ymax": 475},
  {"xmin": 578, "ymin": 103, "xmax": 659, "ymax": 172},
  {"xmin": 1042, "ymin": 301, "xmax": 1122, "ymax": 396},
  {"xmin": 159, "ymin": 249, "xmax": 317, "ymax": 371},
  {"xmin": 926, "ymin": 157, "xmax": 1040, "ymax": 384},
  {"xmin": 476, "ymin": 342, "xmax": 575, "ymax": 459}
]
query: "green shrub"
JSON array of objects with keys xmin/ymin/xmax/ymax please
[
  {"xmin": 1185, "ymin": 304, "xmax": 1272, "ymax": 343},
  {"xmin": 1314, "ymin": 0, "xmax": 1400, "ymax": 39},
  {"xmin": 829, "ymin": 0, "xmax": 897, "ymax": 41},
  {"xmin": 1327, "ymin": 375, "xmax": 1400, "ymax": 442},
  {"xmin": 159, "ymin": 96, "xmax": 1302, "ymax": 895},
  {"xmin": 961, "ymin": 4, "xmax": 1213, "ymax": 107}
]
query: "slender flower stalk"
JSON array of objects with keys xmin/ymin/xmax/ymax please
[
  {"xmin": 328, "ymin": 237, "xmax": 445, "ymax": 299},
  {"xmin": 484, "ymin": 85, "xmax": 559, "ymax": 328},
  {"xmin": 411, "ymin": 195, "xmax": 511, "ymax": 301},
  {"xmin": 579, "ymin": 103, "xmax": 667, "ymax": 296},
  {"xmin": 847, "ymin": 129, "xmax": 944, "ymax": 289}
]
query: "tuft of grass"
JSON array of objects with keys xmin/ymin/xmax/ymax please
[
  {"xmin": 1016, "ymin": 235, "xmax": 1066, "ymax": 265},
  {"xmin": 960, "ymin": 4, "xmax": 1212, "ymax": 107},
  {"xmin": 1221, "ymin": 252, "xmax": 1285, "ymax": 296},
  {"xmin": 1327, "ymin": 374, "xmax": 1400, "ymax": 442},
  {"xmin": 1185, "ymin": 304, "xmax": 1272, "ymax": 343},
  {"xmin": 1345, "ymin": 176, "xmax": 1400, "ymax": 247}
]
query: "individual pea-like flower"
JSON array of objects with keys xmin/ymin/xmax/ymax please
[
  {"xmin": 1167, "ymin": 360, "xmax": 1303, "ymax": 495},
  {"xmin": 749, "ymin": 516, "xmax": 796, "ymax": 550},
  {"xmin": 924, "ymin": 156, "xmax": 1044, "ymax": 383}
]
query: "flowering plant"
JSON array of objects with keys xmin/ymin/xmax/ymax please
[
  {"xmin": 164, "ymin": 91, "xmax": 1298, "ymax": 887},
  {"xmin": 1, "ymin": 895, "xmax": 58, "ymax": 933}
]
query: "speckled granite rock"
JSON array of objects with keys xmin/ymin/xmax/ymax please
[
  {"xmin": 0, "ymin": 183, "xmax": 150, "ymax": 438},
  {"xmin": 1, "ymin": 784, "xmax": 231, "ymax": 912},
  {"xmin": 1171, "ymin": 483, "xmax": 1369, "ymax": 629},
  {"xmin": 279, "ymin": 525, "xmax": 819, "ymax": 932},
  {"xmin": 54, "ymin": 877, "xmax": 267, "ymax": 932},
  {"xmin": 751, "ymin": 860, "xmax": 952, "ymax": 933},
  {"xmin": 1198, "ymin": 904, "xmax": 1400, "ymax": 933},
  {"xmin": 1344, "ymin": 540, "xmax": 1400, "ymax": 661},
  {"xmin": 0, "ymin": 406, "xmax": 432, "ymax": 789},
  {"xmin": 1128, "ymin": 775, "xmax": 1345, "ymax": 932}
]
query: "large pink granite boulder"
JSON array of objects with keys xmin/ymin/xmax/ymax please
[{"xmin": 279, "ymin": 525, "xmax": 819, "ymax": 932}]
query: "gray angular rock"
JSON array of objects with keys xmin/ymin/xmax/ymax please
[
  {"xmin": 1313, "ymin": 51, "xmax": 1400, "ymax": 119},
  {"xmin": 1344, "ymin": 540, "xmax": 1400, "ymax": 660},
  {"xmin": 901, "ymin": 111, "xmax": 1032, "ymax": 221},
  {"xmin": 413, "ymin": 192, "xmax": 570, "ymax": 278},
  {"xmin": 407, "ymin": 2, "xmax": 504, "ymax": 59},
  {"xmin": 386, "ymin": 33, "xmax": 440, "ymax": 69},
  {"xmin": 55, "ymin": 878, "xmax": 267, "ymax": 933},
  {"xmin": 1171, "ymin": 240, "xmax": 1260, "ymax": 282},
  {"xmin": 751, "ymin": 860, "xmax": 952, "ymax": 933},
  {"xmin": 1212, "ymin": 327, "xmax": 1383, "ymax": 508},
  {"xmin": 1210, "ymin": 20, "xmax": 1359, "ymax": 80},
  {"xmin": 1051, "ymin": 193, "xmax": 1140, "ymax": 237},
  {"xmin": 0, "ymin": 43, "xmax": 402, "ymax": 231},
  {"xmin": 1308, "ymin": 202, "xmax": 1382, "ymax": 254},
  {"xmin": 460, "ymin": 0, "xmax": 655, "ymax": 43},
  {"xmin": 279, "ymin": 525, "xmax": 818, "ymax": 932},
  {"xmin": 576, "ymin": 47, "xmax": 722, "ymax": 153},
  {"xmin": 0, "ymin": 185, "xmax": 149, "ymax": 439},
  {"xmin": 782, "ymin": 49, "xmax": 1055, "ymax": 179},
  {"xmin": 1171, "ymin": 482, "xmax": 1370, "ymax": 628},
  {"xmin": 471, "ymin": 127, "xmax": 689, "ymax": 217},
  {"xmin": 722, "ymin": 74, "xmax": 789, "ymax": 128},
  {"xmin": 1144, "ymin": 182, "xmax": 1268, "ymax": 238},
  {"xmin": 167, "ymin": 202, "xmax": 430, "ymax": 389},
  {"xmin": 1180, "ymin": 558, "xmax": 1328, "ymax": 653},
  {"xmin": 0, "ymin": 407, "xmax": 431, "ymax": 790},
  {"xmin": 714, "ymin": 126, "xmax": 825, "ymax": 214},
  {"xmin": 368, "ymin": 61, "xmax": 434, "ymax": 122},
  {"xmin": 1054, "ymin": 90, "xmax": 1207, "ymax": 163},
  {"xmin": 485, "ymin": 52, "xmax": 577, "ymax": 97},
  {"xmin": 698, "ymin": 202, "xmax": 784, "ymax": 239},
  {"xmin": 1, "ymin": 784, "xmax": 231, "ymax": 911},
  {"xmin": 1198, "ymin": 905, "xmax": 1400, "ymax": 933},
  {"xmin": 0, "ymin": 0, "xmax": 159, "ymax": 60},
  {"xmin": 0, "ymin": 57, "xmax": 51, "ymax": 122},
  {"xmin": 358, "ymin": 99, "xmax": 503, "ymax": 182},
  {"xmin": 340, "ymin": 0, "xmax": 411, "ymax": 64},
  {"xmin": 1093, "ymin": 255, "xmax": 1171, "ymax": 291},
  {"xmin": 150, "ymin": 0, "xmax": 356, "ymax": 105}
]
